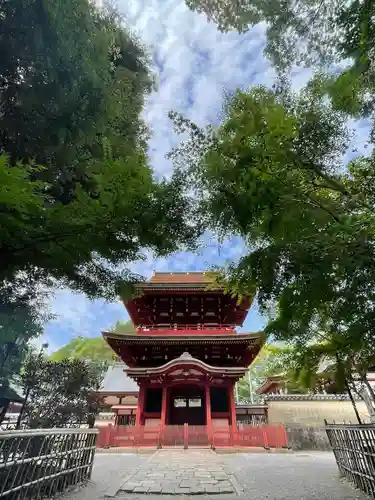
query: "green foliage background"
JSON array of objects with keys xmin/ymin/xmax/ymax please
[{"xmin": 50, "ymin": 320, "xmax": 135, "ymax": 362}]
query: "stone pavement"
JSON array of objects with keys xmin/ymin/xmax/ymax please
[
  {"xmin": 61, "ymin": 450, "xmax": 372, "ymax": 500},
  {"xmin": 120, "ymin": 450, "xmax": 235, "ymax": 495}
]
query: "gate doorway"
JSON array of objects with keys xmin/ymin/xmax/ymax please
[
  {"xmin": 161, "ymin": 423, "xmax": 210, "ymax": 447},
  {"xmin": 168, "ymin": 386, "xmax": 206, "ymax": 426}
]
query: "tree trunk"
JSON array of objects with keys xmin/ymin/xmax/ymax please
[
  {"xmin": 16, "ymin": 386, "xmax": 30, "ymax": 429},
  {"xmin": 345, "ymin": 378, "xmax": 362, "ymax": 424},
  {"xmin": 335, "ymin": 353, "xmax": 362, "ymax": 424}
]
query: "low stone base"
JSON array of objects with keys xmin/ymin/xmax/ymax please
[
  {"xmin": 215, "ymin": 446, "xmax": 292, "ymax": 454},
  {"xmin": 286, "ymin": 426, "xmax": 331, "ymax": 451},
  {"xmin": 96, "ymin": 447, "xmax": 156, "ymax": 454}
]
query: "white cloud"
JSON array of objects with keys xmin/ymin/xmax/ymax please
[{"xmin": 121, "ymin": 0, "xmax": 275, "ymax": 177}]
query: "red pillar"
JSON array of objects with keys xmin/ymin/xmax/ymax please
[
  {"xmin": 136, "ymin": 384, "xmax": 146, "ymax": 428},
  {"xmin": 228, "ymin": 383, "xmax": 237, "ymax": 445},
  {"xmin": 161, "ymin": 386, "xmax": 168, "ymax": 428},
  {"xmin": 159, "ymin": 387, "xmax": 168, "ymax": 448},
  {"xmin": 205, "ymin": 385, "xmax": 212, "ymax": 444}
]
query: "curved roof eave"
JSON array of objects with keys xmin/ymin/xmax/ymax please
[{"xmin": 125, "ymin": 352, "xmax": 248, "ymax": 378}]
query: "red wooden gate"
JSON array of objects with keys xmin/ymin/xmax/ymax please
[
  {"xmin": 160, "ymin": 425, "xmax": 184, "ymax": 446},
  {"xmin": 96, "ymin": 424, "xmax": 288, "ymax": 449},
  {"xmin": 188, "ymin": 425, "xmax": 209, "ymax": 446}
]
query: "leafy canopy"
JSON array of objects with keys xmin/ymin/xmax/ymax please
[
  {"xmin": 50, "ymin": 320, "xmax": 136, "ymax": 362},
  {"xmin": 0, "ymin": 0, "xmax": 151, "ymax": 201},
  {"xmin": 0, "ymin": 0, "xmax": 199, "ymax": 300},
  {"xmin": 184, "ymin": 1, "xmax": 372, "ymax": 71},
  {"xmin": 185, "ymin": 1, "xmax": 375, "ymax": 120},
  {"xmin": 110, "ymin": 320, "xmax": 136, "ymax": 334},
  {"xmin": 182, "ymin": 0, "xmax": 375, "ymax": 395},
  {"xmin": 237, "ymin": 344, "xmax": 299, "ymax": 400},
  {"xmin": 169, "ymin": 81, "xmax": 375, "ymax": 383},
  {"xmin": 0, "ymin": 152, "xmax": 198, "ymax": 301},
  {"xmin": 50, "ymin": 337, "xmax": 115, "ymax": 363},
  {"xmin": 0, "ymin": 0, "xmax": 200, "ymax": 357}
]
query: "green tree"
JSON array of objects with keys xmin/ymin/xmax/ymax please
[
  {"xmin": 0, "ymin": 274, "xmax": 53, "ymax": 387},
  {"xmin": 185, "ymin": 1, "xmax": 375, "ymax": 119},
  {"xmin": 184, "ymin": 1, "xmax": 371, "ymax": 70},
  {"xmin": 169, "ymin": 82, "xmax": 375, "ymax": 400},
  {"xmin": 50, "ymin": 337, "xmax": 116, "ymax": 363},
  {"xmin": 0, "ymin": 152, "xmax": 198, "ymax": 300},
  {"xmin": 0, "ymin": 0, "xmax": 200, "ymax": 356},
  {"xmin": 237, "ymin": 344, "xmax": 306, "ymax": 400},
  {"xmin": 110, "ymin": 320, "xmax": 136, "ymax": 334},
  {"xmin": 50, "ymin": 320, "xmax": 136, "ymax": 362},
  {"xmin": 0, "ymin": 0, "xmax": 199, "ymax": 299},
  {"xmin": 291, "ymin": 335, "xmax": 375, "ymax": 409},
  {"xmin": 0, "ymin": 0, "xmax": 151, "ymax": 202},
  {"xmin": 19, "ymin": 353, "xmax": 105, "ymax": 428}
]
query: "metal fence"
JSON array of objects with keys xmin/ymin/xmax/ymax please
[
  {"xmin": 325, "ymin": 422, "xmax": 375, "ymax": 497},
  {"xmin": 0, "ymin": 428, "xmax": 98, "ymax": 499}
]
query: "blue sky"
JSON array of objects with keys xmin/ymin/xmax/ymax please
[{"xmin": 41, "ymin": 0, "xmax": 370, "ymax": 353}]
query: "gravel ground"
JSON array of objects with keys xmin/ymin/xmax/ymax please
[
  {"xmin": 61, "ymin": 452, "xmax": 149, "ymax": 500},
  {"xmin": 223, "ymin": 451, "xmax": 371, "ymax": 500},
  {"xmin": 60, "ymin": 450, "xmax": 371, "ymax": 500}
]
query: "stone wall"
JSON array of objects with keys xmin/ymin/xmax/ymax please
[
  {"xmin": 285, "ymin": 425, "xmax": 331, "ymax": 450},
  {"xmin": 266, "ymin": 395, "xmax": 369, "ymax": 427},
  {"xmin": 264, "ymin": 394, "xmax": 370, "ymax": 450}
]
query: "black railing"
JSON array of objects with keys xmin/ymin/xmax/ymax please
[
  {"xmin": 0, "ymin": 428, "xmax": 98, "ymax": 499},
  {"xmin": 325, "ymin": 422, "xmax": 375, "ymax": 497},
  {"xmin": 137, "ymin": 325, "xmax": 235, "ymax": 331}
]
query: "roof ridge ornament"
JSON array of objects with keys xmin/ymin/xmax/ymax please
[{"xmin": 179, "ymin": 351, "xmax": 193, "ymax": 360}]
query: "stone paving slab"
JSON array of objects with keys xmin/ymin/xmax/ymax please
[
  {"xmin": 120, "ymin": 450, "xmax": 235, "ymax": 495},
  {"xmin": 59, "ymin": 450, "xmax": 372, "ymax": 500}
]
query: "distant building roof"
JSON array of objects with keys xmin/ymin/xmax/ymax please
[
  {"xmin": 0, "ymin": 384, "xmax": 24, "ymax": 403},
  {"xmin": 100, "ymin": 363, "xmax": 139, "ymax": 394},
  {"xmin": 256, "ymin": 375, "xmax": 285, "ymax": 394},
  {"xmin": 149, "ymin": 272, "xmax": 215, "ymax": 284}
]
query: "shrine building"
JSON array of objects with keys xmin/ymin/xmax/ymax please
[{"xmin": 103, "ymin": 272, "xmax": 263, "ymax": 433}]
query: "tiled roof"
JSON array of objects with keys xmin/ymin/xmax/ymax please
[
  {"xmin": 256, "ymin": 374, "xmax": 285, "ymax": 394},
  {"xmin": 264, "ymin": 393, "xmax": 362, "ymax": 401},
  {"xmin": 149, "ymin": 272, "xmax": 217, "ymax": 284},
  {"xmin": 104, "ymin": 332, "xmax": 261, "ymax": 345},
  {"xmin": 0, "ymin": 384, "xmax": 24, "ymax": 403},
  {"xmin": 100, "ymin": 363, "xmax": 139, "ymax": 393}
]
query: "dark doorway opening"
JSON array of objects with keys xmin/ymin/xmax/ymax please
[
  {"xmin": 168, "ymin": 386, "xmax": 205, "ymax": 425},
  {"xmin": 144, "ymin": 388, "xmax": 162, "ymax": 413},
  {"xmin": 210, "ymin": 387, "xmax": 229, "ymax": 413}
]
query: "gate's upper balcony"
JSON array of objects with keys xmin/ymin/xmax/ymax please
[
  {"xmin": 103, "ymin": 271, "xmax": 263, "ymax": 368},
  {"xmin": 123, "ymin": 271, "xmax": 253, "ymax": 331}
]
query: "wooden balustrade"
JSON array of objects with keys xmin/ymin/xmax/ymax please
[{"xmin": 96, "ymin": 424, "xmax": 288, "ymax": 449}]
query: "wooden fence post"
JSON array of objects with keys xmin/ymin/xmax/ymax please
[
  {"xmin": 108, "ymin": 423, "xmax": 114, "ymax": 447},
  {"xmin": 263, "ymin": 426, "xmax": 269, "ymax": 450}
]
